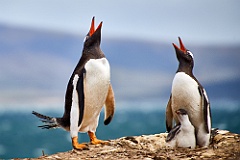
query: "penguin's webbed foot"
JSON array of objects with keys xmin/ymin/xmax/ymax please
[
  {"xmin": 91, "ymin": 138, "xmax": 110, "ymax": 145},
  {"xmin": 88, "ymin": 131, "xmax": 110, "ymax": 145},
  {"xmin": 72, "ymin": 137, "xmax": 89, "ymax": 150}
]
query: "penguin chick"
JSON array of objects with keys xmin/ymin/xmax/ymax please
[
  {"xmin": 166, "ymin": 109, "xmax": 196, "ymax": 149},
  {"xmin": 166, "ymin": 37, "xmax": 211, "ymax": 147},
  {"xmin": 32, "ymin": 17, "xmax": 115, "ymax": 150}
]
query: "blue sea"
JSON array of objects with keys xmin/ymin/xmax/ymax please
[{"xmin": 0, "ymin": 102, "xmax": 239, "ymax": 159}]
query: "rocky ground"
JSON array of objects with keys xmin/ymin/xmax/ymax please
[{"xmin": 15, "ymin": 130, "xmax": 239, "ymax": 160}]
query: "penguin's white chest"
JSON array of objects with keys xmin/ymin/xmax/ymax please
[
  {"xmin": 84, "ymin": 58, "xmax": 110, "ymax": 104},
  {"xmin": 167, "ymin": 124, "xmax": 196, "ymax": 149},
  {"xmin": 171, "ymin": 72, "xmax": 201, "ymax": 125},
  {"xmin": 80, "ymin": 58, "xmax": 110, "ymax": 132}
]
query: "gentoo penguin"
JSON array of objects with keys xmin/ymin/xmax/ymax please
[
  {"xmin": 165, "ymin": 37, "xmax": 211, "ymax": 147},
  {"xmin": 32, "ymin": 17, "xmax": 115, "ymax": 150},
  {"xmin": 166, "ymin": 109, "xmax": 196, "ymax": 149}
]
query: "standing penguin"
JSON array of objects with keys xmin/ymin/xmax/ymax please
[
  {"xmin": 165, "ymin": 37, "xmax": 211, "ymax": 147},
  {"xmin": 166, "ymin": 109, "xmax": 196, "ymax": 149},
  {"xmin": 33, "ymin": 17, "xmax": 115, "ymax": 150}
]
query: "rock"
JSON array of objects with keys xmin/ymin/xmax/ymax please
[{"xmin": 14, "ymin": 130, "xmax": 240, "ymax": 159}]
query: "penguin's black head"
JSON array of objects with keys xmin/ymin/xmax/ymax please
[
  {"xmin": 83, "ymin": 17, "xmax": 103, "ymax": 48},
  {"xmin": 176, "ymin": 109, "xmax": 191, "ymax": 124},
  {"xmin": 176, "ymin": 109, "xmax": 188, "ymax": 115},
  {"xmin": 81, "ymin": 17, "xmax": 105, "ymax": 59},
  {"xmin": 173, "ymin": 37, "xmax": 194, "ymax": 71}
]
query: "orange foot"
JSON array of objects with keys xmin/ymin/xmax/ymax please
[
  {"xmin": 72, "ymin": 136, "xmax": 89, "ymax": 150},
  {"xmin": 88, "ymin": 131, "xmax": 110, "ymax": 145}
]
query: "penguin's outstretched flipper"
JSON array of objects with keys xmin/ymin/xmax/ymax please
[
  {"xmin": 198, "ymin": 86, "xmax": 211, "ymax": 134},
  {"xmin": 166, "ymin": 124, "xmax": 181, "ymax": 142},
  {"xmin": 104, "ymin": 84, "xmax": 115, "ymax": 125},
  {"xmin": 166, "ymin": 94, "xmax": 173, "ymax": 132},
  {"xmin": 32, "ymin": 111, "xmax": 59, "ymax": 129}
]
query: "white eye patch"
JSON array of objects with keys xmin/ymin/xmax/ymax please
[
  {"xmin": 83, "ymin": 36, "xmax": 87, "ymax": 42},
  {"xmin": 187, "ymin": 51, "xmax": 194, "ymax": 59}
]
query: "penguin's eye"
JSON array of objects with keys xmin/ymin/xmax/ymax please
[{"xmin": 187, "ymin": 51, "xmax": 194, "ymax": 59}]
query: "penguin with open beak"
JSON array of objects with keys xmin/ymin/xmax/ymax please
[
  {"xmin": 166, "ymin": 109, "xmax": 196, "ymax": 149},
  {"xmin": 165, "ymin": 37, "xmax": 211, "ymax": 147},
  {"xmin": 33, "ymin": 17, "xmax": 115, "ymax": 150}
]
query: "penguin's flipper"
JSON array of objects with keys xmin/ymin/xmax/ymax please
[
  {"xmin": 198, "ymin": 86, "xmax": 211, "ymax": 134},
  {"xmin": 76, "ymin": 68, "xmax": 86, "ymax": 126},
  {"xmin": 166, "ymin": 95, "xmax": 173, "ymax": 132},
  {"xmin": 104, "ymin": 84, "xmax": 115, "ymax": 125},
  {"xmin": 166, "ymin": 124, "xmax": 181, "ymax": 142}
]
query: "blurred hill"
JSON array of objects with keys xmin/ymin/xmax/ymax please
[{"xmin": 0, "ymin": 24, "xmax": 239, "ymax": 108}]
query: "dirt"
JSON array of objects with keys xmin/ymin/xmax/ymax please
[{"xmin": 15, "ymin": 130, "xmax": 240, "ymax": 160}]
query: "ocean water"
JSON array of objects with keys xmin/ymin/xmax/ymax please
[{"xmin": 0, "ymin": 105, "xmax": 239, "ymax": 159}]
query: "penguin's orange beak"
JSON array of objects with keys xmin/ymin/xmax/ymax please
[
  {"xmin": 89, "ymin": 17, "xmax": 103, "ymax": 37},
  {"xmin": 172, "ymin": 37, "xmax": 187, "ymax": 54}
]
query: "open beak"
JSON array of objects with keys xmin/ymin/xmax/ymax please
[
  {"xmin": 89, "ymin": 17, "xmax": 103, "ymax": 37},
  {"xmin": 172, "ymin": 37, "xmax": 187, "ymax": 53}
]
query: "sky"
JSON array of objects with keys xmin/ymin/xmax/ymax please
[{"xmin": 0, "ymin": 0, "xmax": 240, "ymax": 45}]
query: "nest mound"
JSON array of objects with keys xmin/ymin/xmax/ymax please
[{"xmin": 18, "ymin": 130, "xmax": 240, "ymax": 160}]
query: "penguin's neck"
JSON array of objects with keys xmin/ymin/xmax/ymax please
[
  {"xmin": 179, "ymin": 116, "xmax": 192, "ymax": 127},
  {"xmin": 177, "ymin": 62, "xmax": 194, "ymax": 78}
]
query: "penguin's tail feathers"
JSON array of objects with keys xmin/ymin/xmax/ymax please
[{"xmin": 32, "ymin": 111, "xmax": 60, "ymax": 129}]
